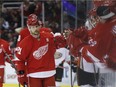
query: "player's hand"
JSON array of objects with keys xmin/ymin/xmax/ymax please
[{"xmin": 18, "ymin": 72, "xmax": 28, "ymax": 86}]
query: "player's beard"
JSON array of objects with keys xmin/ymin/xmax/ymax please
[{"xmin": 31, "ymin": 31, "xmax": 40, "ymax": 38}]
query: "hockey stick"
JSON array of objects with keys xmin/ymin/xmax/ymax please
[
  {"xmin": 0, "ymin": 45, "xmax": 28, "ymax": 87},
  {"xmin": 0, "ymin": 45, "xmax": 18, "ymax": 74},
  {"xmin": 70, "ymin": 56, "xmax": 74, "ymax": 87},
  {"xmin": 0, "ymin": 45, "xmax": 21, "ymax": 87}
]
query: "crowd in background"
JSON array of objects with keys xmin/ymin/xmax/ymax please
[{"xmin": 0, "ymin": 0, "xmax": 88, "ymax": 48}]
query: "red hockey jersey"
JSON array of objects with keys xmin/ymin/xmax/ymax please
[
  {"xmin": 82, "ymin": 17, "xmax": 116, "ymax": 63},
  {"xmin": 16, "ymin": 30, "xmax": 56, "ymax": 74},
  {"xmin": 0, "ymin": 39, "xmax": 12, "ymax": 65},
  {"xmin": 17, "ymin": 27, "xmax": 30, "ymax": 45},
  {"xmin": 67, "ymin": 27, "xmax": 88, "ymax": 57}
]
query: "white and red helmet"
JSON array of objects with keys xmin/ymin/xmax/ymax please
[{"xmin": 27, "ymin": 14, "xmax": 43, "ymax": 26}]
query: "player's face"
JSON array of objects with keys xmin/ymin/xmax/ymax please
[{"xmin": 28, "ymin": 25, "xmax": 41, "ymax": 38}]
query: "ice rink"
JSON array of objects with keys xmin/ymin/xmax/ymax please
[{"xmin": 4, "ymin": 62, "xmax": 79, "ymax": 87}]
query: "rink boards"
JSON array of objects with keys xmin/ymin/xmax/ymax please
[
  {"xmin": 4, "ymin": 62, "xmax": 78, "ymax": 87},
  {"xmin": 4, "ymin": 61, "xmax": 116, "ymax": 87},
  {"xmin": 3, "ymin": 84, "xmax": 79, "ymax": 87}
]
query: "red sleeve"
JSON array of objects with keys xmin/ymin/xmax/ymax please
[
  {"xmin": 1, "ymin": 39, "xmax": 13, "ymax": 63},
  {"xmin": 16, "ymin": 35, "xmax": 33, "ymax": 61},
  {"xmin": 66, "ymin": 27, "xmax": 89, "ymax": 57},
  {"xmin": 17, "ymin": 28, "xmax": 30, "ymax": 46},
  {"xmin": 54, "ymin": 35, "xmax": 67, "ymax": 48}
]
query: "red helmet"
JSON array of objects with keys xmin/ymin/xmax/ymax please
[{"xmin": 27, "ymin": 14, "xmax": 42, "ymax": 26}]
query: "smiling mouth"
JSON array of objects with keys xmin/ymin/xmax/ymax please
[
  {"xmin": 32, "ymin": 31, "xmax": 39, "ymax": 35},
  {"xmin": 33, "ymin": 33, "xmax": 38, "ymax": 35}
]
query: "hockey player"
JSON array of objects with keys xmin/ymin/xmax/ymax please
[
  {"xmin": 76, "ymin": 5, "xmax": 116, "ymax": 87},
  {"xmin": 17, "ymin": 19, "xmax": 43, "ymax": 45},
  {"xmin": 80, "ymin": 5, "xmax": 116, "ymax": 87},
  {"xmin": 82, "ymin": 5, "xmax": 116, "ymax": 70},
  {"xmin": 14, "ymin": 14, "xmax": 44, "ymax": 87},
  {"xmin": 65, "ymin": 4, "xmax": 102, "ymax": 86},
  {"xmin": 66, "ymin": 30, "xmax": 96, "ymax": 87},
  {"xmin": 15, "ymin": 14, "xmax": 56, "ymax": 87},
  {"xmin": 0, "ymin": 39, "xmax": 13, "ymax": 87},
  {"xmin": 66, "ymin": 27, "xmax": 88, "ymax": 58},
  {"xmin": 74, "ymin": 5, "xmax": 101, "ymax": 87},
  {"xmin": 66, "ymin": 26, "xmax": 99, "ymax": 87}
]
